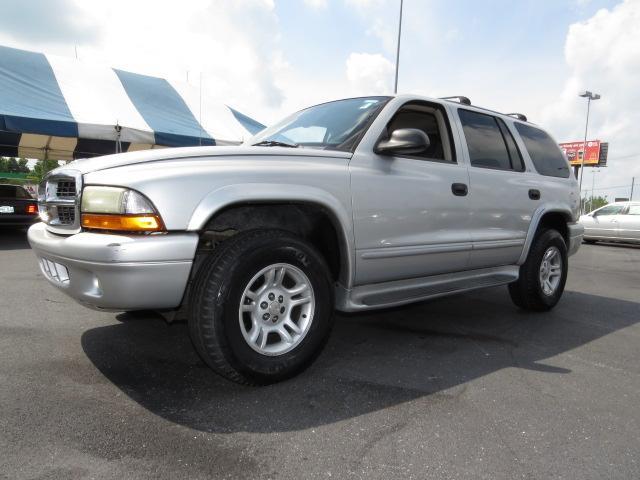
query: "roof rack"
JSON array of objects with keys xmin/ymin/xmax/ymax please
[
  {"xmin": 439, "ymin": 96, "xmax": 471, "ymax": 106},
  {"xmin": 505, "ymin": 113, "xmax": 527, "ymax": 122}
]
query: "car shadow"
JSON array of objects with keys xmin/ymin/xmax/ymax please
[
  {"xmin": 0, "ymin": 227, "xmax": 31, "ymax": 251},
  {"xmin": 81, "ymin": 288, "xmax": 638, "ymax": 433}
]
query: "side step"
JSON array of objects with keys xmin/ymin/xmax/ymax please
[{"xmin": 336, "ymin": 265, "xmax": 519, "ymax": 312}]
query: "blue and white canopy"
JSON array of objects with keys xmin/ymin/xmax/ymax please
[{"xmin": 0, "ymin": 45, "xmax": 265, "ymax": 160}]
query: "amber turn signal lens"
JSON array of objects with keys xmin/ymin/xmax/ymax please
[
  {"xmin": 26, "ymin": 204, "xmax": 37, "ymax": 214},
  {"xmin": 81, "ymin": 214, "xmax": 165, "ymax": 232}
]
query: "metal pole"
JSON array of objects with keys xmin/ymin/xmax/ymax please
[
  {"xmin": 631, "ymin": 177, "xmax": 635, "ymax": 201},
  {"xmin": 578, "ymin": 96, "xmax": 591, "ymax": 214},
  {"xmin": 393, "ymin": 0, "xmax": 403, "ymax": 94}
]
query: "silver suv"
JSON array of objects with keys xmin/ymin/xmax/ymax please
[{"xmin": 29, "ymin": 95, "xmax": 583, "ymax": 384}]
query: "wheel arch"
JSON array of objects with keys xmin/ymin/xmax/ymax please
[
  {"xmin": 518, "ymin": 206, "xmax": 572, "ymax": 265},
  {"xmin": 187, "ymin": 183, "xmax": 355, "ymax": 287}
]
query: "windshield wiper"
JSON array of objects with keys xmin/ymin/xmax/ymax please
[{"xmin": 252, "ymin": 140, "xmax": 299, "ymax": 148}]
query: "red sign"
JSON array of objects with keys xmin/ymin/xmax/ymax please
[{"xmin": 559, "ymin": 140, "xmax": 601, "ymax": 166}]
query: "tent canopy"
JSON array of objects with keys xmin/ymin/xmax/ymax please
[{"xmin": 0, "ymin": 45, "xmax": 265, "ymax": 160}]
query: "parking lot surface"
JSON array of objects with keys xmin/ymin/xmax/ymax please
[{"xmin": 1, "ymin": 228, "xmax": 638, "ymax": 479}]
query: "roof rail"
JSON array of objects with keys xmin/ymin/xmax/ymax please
[
  {"xmin": 505, "ymin": 113, "xmax": 527, "ymax": 122},
  {"xmin": 439, "ymin": 96, "xmax": 471, "ymax": 106}
]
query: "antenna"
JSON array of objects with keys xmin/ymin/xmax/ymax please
[{"xmin": 440, "ymin": 96, "xmax": 471, "ymax": 105}]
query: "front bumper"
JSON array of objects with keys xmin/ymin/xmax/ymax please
[
  {"xmin": 28, "ymin": 222, "xmax": 199, "ymax": 311},
  {"xmin": 567, "ymin": 222, "xmax": 584, "ymax": 257}
]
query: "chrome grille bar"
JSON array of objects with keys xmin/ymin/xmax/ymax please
[{"xmin": 38, "ymin": 169, "xmax": 83, "ymax": 234}]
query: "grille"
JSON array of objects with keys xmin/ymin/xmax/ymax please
[
  {"xmin": 56, "ymin": 180, "xmax": 76, "ymax": 198},
  {"xmin": 40, "ymin": 171, "xmax": 81, "ymax": 232},
  {"xmin": 56, "ymin": 206, "xmax": 76, "ymax": 225}
]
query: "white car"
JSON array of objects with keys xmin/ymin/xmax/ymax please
[{"xmin": 580, "ymin": 202, "xmax": 640, "ymax": 244}]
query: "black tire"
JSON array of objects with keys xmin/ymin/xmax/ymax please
[
  {"xmin": 509, "ymin": 229, "xmax": 568, "ymax": 311},
  {"xmin": 188, "ymin": 229, "xmax": 334, "ymax": 385}
]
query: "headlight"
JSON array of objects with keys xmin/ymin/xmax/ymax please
[{"xmin": 80, "ymin": 186, "xmax": 165, "ymax": 232}]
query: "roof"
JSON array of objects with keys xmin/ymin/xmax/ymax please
[{"xmin": 0, "ymin": 45, "xmax": 265, "ymax": 160}]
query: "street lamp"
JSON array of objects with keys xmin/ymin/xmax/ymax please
[{"xmin": 578, "ymin": 90, "xmax": 600, "ymax": 214}]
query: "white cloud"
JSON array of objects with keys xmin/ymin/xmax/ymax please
[
  {"xmin": 0, "ymin": 0, "xmax": 287, "ymax": 123},
  {"xmin": 346, "ymin": 52, "xmax": 394, "ymax": 95},
  {"xmin": 541, "ymin": 0, "xmax": 640, "ymax": 200},
  {"xmin": 304, "ymin": 0, "xmax": 328, "ymax": 10}
]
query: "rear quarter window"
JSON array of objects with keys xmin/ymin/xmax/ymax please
[{"xmin": 514, "ymin": 123, "xmax": 570, "ymax": 178}]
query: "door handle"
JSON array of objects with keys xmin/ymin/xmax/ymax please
[
  {"xmin": 451, "ymin": 183, "xmax": 468, "ymax": 196},
  {"xmin": 529, "ymin": 189, "xmax": 541, "ymax": 200}
]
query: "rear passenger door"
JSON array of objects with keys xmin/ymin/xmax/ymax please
[{"xmin": 454, "ymin": 109, "xmax": 536, "ymax": 268}]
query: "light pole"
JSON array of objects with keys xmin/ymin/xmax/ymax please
[
  {"xmin": 394, "ymin": 0, "xmax": 403, "ymax": 94},
  {"xmin": 578, "ymin": 90, "xmax": 600, "ymax": 214}
]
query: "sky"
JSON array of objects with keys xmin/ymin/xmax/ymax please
[{"xmin": 0, "ymin": 0, "xmax": 638, "ymax": 202}]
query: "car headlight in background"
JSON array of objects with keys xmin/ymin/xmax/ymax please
[{"xmin": 80, "ymin": 186, "xmax": 165, "ymax": 232}]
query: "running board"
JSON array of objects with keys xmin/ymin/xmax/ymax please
[{"xmin": 335, "ymin": 265, "xmax": 519, "ymax": 312}]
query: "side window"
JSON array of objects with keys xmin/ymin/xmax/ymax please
[
  {"xmin": 596, "ymin": 205, "xmax": 625, "ymax": 216},
  {"xmin": 384, "ymin": 102, "xmax": 456, "ymax": 162},
  {"xmin": 514, "ymin": 123, "xmax": 570, "ymax": 178},
  {"xmin": 458, "ymin": 109, "xmax": 519, "ymax": 171},
  {"xmin": 626, "ymin": 205, "xmax": 640, "ymax": 215}
]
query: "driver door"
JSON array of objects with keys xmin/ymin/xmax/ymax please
[
  {"xmin": 588, "ymin": 204, "xmax": 625, "ymax": 240},
  {"xmin": 349, "ymin": 100, "xmax": 472, "ymax": 285}
]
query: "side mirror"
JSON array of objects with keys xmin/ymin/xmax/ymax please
[{"xmin": 375, "ymin": 128, "xmax": 430, "ymax": 156}]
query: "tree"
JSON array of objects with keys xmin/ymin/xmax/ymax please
[
  {"xmin": 0, "ymin": 156, "xmax": 30, "ymax": 173},
  {"xmin": 32, "ymin": 159, "xmax": 60, "ymax": 183},
  {"xmin": 582, "ymin": 195, "xmax": 608, "ymax": 213},
  {"xmin": 7, "ymin": 157, "xmax": 19, "ymax": 172},
  {"xmin": 17, "ymin": 158, "xmax": 29, "ymax": 173}
]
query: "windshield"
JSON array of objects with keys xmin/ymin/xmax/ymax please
[{"xmin": 248, "ymin": 96, "xmax": 390, "ymax": 152}]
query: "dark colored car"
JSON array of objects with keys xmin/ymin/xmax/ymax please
[{"xmin": 0, "ymin": 184, "xmax": 39, "ymax": 227}]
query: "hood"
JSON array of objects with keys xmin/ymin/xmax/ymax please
[{"xmin": 51, "ymin": 146, "xmax": 352, "ymax": 175}]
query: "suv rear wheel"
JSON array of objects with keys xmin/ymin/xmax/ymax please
[
  {"xmin": 509, "ymin": 229, "xmax": 568, "ymax": 311},
  {"xmin": 188, "ymin": 229, "xmax": 334, "ymax": 385}
]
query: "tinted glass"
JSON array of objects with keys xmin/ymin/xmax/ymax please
[
  {"xmin": 0, "ymin": 185, "xmax": 30, "ymax": 198},
  {"xmin": 248, "ymin": 96, "xmax": 390, "ymax": 152},
  {"xmin": 497, "ymin": 118, "xmax": 524, "ymax": 171},
  {"xmin": 514, "ymin": 123, "xmax": 570, "ymax": 178},
  {"xmin": 596, "ymin": 205, "xmax": 624, "ymax": 216},
  {"xmin": 459, "ymin": 109, "xmax": 512, "ymax": 170}
]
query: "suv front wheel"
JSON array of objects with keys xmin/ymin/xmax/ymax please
[
  {"xmin": 509, "ymin": 229, "xmax": 568, "ymax": 311},
  {"xmin": 188, "ymin": 229, "xmax": 334, "ymax": 385}
]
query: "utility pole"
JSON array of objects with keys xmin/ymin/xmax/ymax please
[{"xmin": 394, "ymin": 0, "xmax": 403, "ymax": 94}]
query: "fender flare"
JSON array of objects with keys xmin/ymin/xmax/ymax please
[
  {"xmin": 517, "ymin": 205, "xmax": 573, "ymax": 265},
  {"xmin": 187, "ymin": 183, "xmax": 355, "ymax": 287}
]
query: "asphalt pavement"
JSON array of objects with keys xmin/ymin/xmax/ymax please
[{"xmin": 1, "ymin": 228, "xmax": 638, "ymax": 479}]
